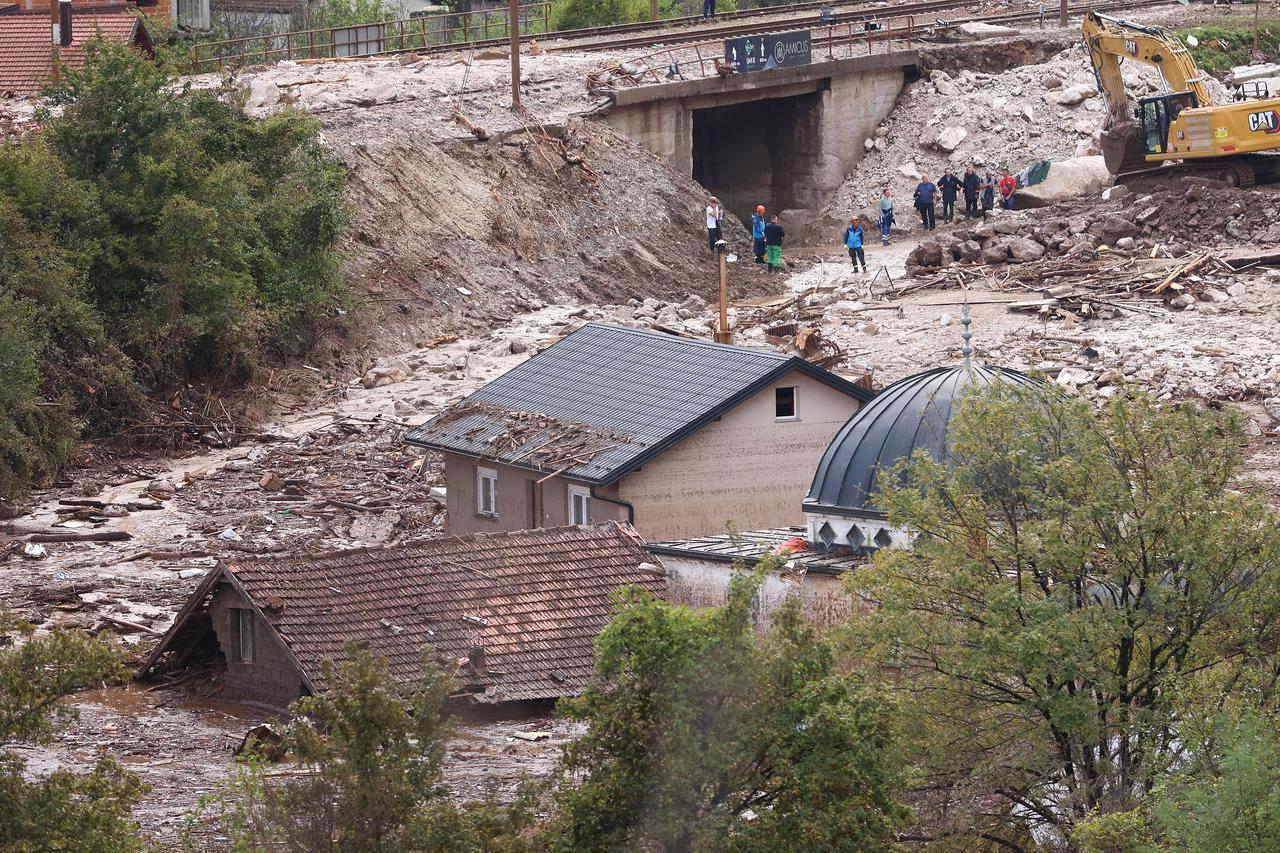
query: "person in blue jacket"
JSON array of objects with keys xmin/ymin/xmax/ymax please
[
  {"xmin": 750, "ymin": 204, "xmax": 767, "ymax": 264},
  {"xmin": 844, "ymin": 217, "xmax": 867, "ymax": 273}
]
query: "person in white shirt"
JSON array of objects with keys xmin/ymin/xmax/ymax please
[{"xmin": 705, "ymin": 197, "xmax": 722, "ymax": 255}]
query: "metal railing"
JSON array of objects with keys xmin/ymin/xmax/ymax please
[
  {"xmin": 595, "ymin": 15, "xmax": 916, "ymax": 88},
  {"xmin": 189, "ymin": 3, "xmax": 552, "ymax": 74}
]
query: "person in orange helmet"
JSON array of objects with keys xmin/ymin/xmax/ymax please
[{"xmin": 750, "ymin": 204, "xmax": 767, "ymax": 264}]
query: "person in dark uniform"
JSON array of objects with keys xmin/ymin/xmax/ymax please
[
  {"xmin": 962, "ymin": 166, "xmax": 981, "ymax": 219},
  {"xmin": 937, "ymin": 168, "xmax": 962, "ymax": 224}
]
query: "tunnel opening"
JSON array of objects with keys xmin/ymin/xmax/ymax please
[{"xmin": 692, "ymin": 87, "xmax": 827, "ymax": 227}]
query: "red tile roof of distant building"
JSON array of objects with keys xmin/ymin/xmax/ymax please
[{"xmin": 0, "ymin": 5, "xmax": 153, "ymax": 97}]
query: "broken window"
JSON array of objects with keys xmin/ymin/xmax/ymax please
[
  {"xmin": 477, "ymin": 467, "xmax": 498, "ymax": 516},
  {"xmin": 568, "ymin": 485, "xmax": 590, "ymax": 525},
  {"xmin": 232, "ymin": 608, "xmax": 254, "ymax": 663},
  {"xmin": 775, "ymin": 386, "xmax": 797, "ymax": 419}
]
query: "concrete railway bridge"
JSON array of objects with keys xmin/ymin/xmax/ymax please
[{"xmin": 603, "ymin": 50, "xmax": 918, "ymax": 224}]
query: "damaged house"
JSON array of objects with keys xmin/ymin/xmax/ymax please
[
  {"xmin": 405, "ymin": 323, "xmax": 874, "ymax": 541},
  {"xmin": 137, "ymin": 523, "xmax": 665, "ymax": 712}
]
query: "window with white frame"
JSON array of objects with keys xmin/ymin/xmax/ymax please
[
  {"xmin": 568, "ymin": 485, "xmax": 591, "ymax": 525},
  {"xmin": 231, "ymin": 608, "xmax": 254, "ymax": 663},
  {"xmin": 477, "ymin": 467, "xmax": 498, "ymax": 516},
  {"xmin": 775, "ymin": 386, "xmax": 797, "ymax": 420}
]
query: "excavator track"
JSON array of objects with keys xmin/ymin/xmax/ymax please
[{"xmin": 1113, "ymin": 156, "xmax": 1279, "ymax": 189}]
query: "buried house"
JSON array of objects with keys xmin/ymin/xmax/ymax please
[
  {"xmin": 649, "ymin": 362, "xmax": 1040, "ymax": 629},
  {"xmin": 405, "ymin": 323, "xmax": 874, "ymax": 541},
  {"xmin": 137, "ymin": 523, "xmax": 665, "ymax": 712}
]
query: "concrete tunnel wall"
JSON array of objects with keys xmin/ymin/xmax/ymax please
[{"xmin": 604, "ymin": 52, "xmax": 915, "ymax": 225}]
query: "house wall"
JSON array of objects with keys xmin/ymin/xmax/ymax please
[
  {"xmin": 442, "ymin": 454, "xmax": 626, "ymax": 536},
  {"xmin": 660, "ymin": 553, "xmax": 856, "ymax": 632},
  {"xmin": 440, "ymin": 370, "xmax": 859, "ymax": 540},
  {"xmin": 209, "ymin": 583, "xmax": 308, "ymax": 710},
  {"xmin": 617, "ymin": 370, "xmax": 861, "ymax": 540}
]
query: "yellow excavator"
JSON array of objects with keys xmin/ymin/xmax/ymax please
[{"xmin": 1083, "ymin": 12, "xmax": 1280, "ymax": 186}]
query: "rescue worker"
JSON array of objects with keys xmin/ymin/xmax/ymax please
[
  {"xmin": 962, "ymin": 166, "xmax": 980, "ymax": 219},
  {"xmin": 764, "ymin": 215, "xmax": 785, "ymax": 273},
  {"xmin": 750, "ymin": 205, "xmax": 767, "ymax": 264},
  {"xmin": 844, "ymin": 216, "xmax": 867, "ymax": 272},
  {"xmin": 878, "ymin": 188, "xmax": 895, "ymax": 245},
  {"xmin": 999, "ymin": 171, "xmax": 1017, "ymax": 210},
  {"xmin": 705, "ymin": 196, "xmax": 722, "ymax": 254},
  {"xmin": 914, "ymin": 175, "xmax": 937, "ymax": 230},
  {"xmin": 980, "ymin": 172, "xmax": 995, "ymax": 213},
  {"xmin": 937, "ymin": 168, "xmax": 962, "ymax": 223}
]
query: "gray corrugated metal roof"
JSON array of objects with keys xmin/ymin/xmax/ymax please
[
  {"xmin": 803, "ymin": 364, "xmax": 1041, "ymax": 519},
  {"xmin": 405, "ymin": 323, "xmax": 873, "ymax": 485}
]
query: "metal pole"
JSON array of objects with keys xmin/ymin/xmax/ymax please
[
  {"xmin": 510, "ymin": 0, "xmax": 521, "ymax": 111},
  {"xmin": 1058, "ymin": 0, "xmax": 1067, "ymax": 29},
  {"xmin": 1255, "ymin": 0, "xmax": 1261, "ymax": 60}
]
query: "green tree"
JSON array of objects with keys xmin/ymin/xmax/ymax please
[
  {"xmin": 847, "ymin": 383, "xmax": 1280, "ymax": 849},
  {"xmin": 546, "ymin": 570, "xmax": 910, "ymax": 852},
  {"xmin": 0, "ymin": 612, "xmax": 144, "ymax": 851},
  {"xmin": 41, "ymin": 39, "xmax": 347, "ymax": 383},
  {"xmin": 191, "ymin": 644, "xmax": 537, "ymax": 852},
  {"xmin": 0, "ymin": 146, "xmax": 138, "ymax": 499},
  {"xmin": 1145, "ymin": 710, "xmax": 1280, "ymax": 852}
]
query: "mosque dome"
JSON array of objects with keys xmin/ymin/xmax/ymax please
[{"xmin": 802, "ymin": 364, "xmax": 1039, "ymax": 549}]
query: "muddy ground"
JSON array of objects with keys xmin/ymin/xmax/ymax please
[{"xmin": 4, "ymin": 2, "xmax": 1280, "ymax": 841}]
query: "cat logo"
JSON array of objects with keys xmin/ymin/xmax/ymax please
[
  {"xmin": 1248, "ymin": 110, "xmax": 1280, "ymax": 134},
  {"xmin": 1124, "ymin": 39, "xmax": 1138, "ymax": 55}
]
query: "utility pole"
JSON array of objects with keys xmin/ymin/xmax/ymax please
[
  {"xmin": 50, "ymin": 0, "xmax": 62, "ymax": 83},
  {"xmin": 509, "ymin": 0, "xmax": 520, "ymax": 111},
  {"xmin": 714, "ymin": 241, "xmax": 731, "ymax": 344},
  {"xmin": 1058, "ymin": 0, "xmax": 1067, "ymax": 29}
]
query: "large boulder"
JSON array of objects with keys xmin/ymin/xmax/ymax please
[
  {"xmin": 982, "ymin": 240, "xmax": 1011, "ymax": 264},
  {"xmin": 1006, "ymin": 236, "xmax": 1045, "ymax": 262},
  {"xmin": 1017, "ymin": 157, "xmax": 1111, "ymax": 208},
  {"xmin": 1090, "ymin": 215, "xmax": 1138, "ymax": 245},
  {"xmin": 936, "ymin": 126, "xmax": 969, "ymax": 152},
  {"xmin": 1054, "ymin": 83, "xmax": 1097, "ymax": 106},
  {"xmin": 958, "ymin": 21, "xmax": 1020, "ymax": 38},
  {"xmin": 1228, "ymin": 62, "xmax": 1280, "ymax": 83}
]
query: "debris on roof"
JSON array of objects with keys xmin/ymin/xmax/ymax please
[
  {"xmin": 645, "ymin": 527, "xmax": 868, "ymax": 576},
  {"xmin": 406, "ymin": 323, "xmax": 874, "ymax": 484}
]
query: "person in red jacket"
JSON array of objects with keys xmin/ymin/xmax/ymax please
[{"xmin": 999, "ymin": 171, "xmax": 1017, "ymax": 210}]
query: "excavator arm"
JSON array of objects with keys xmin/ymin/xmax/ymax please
[{"xmin": 1082, "ymin": 12, "xmax": 1211, "ymax": 127}]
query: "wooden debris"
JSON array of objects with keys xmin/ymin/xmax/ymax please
[{"xmin": 28, "ymin": 530, "xmax": 131, "ymax": 544}]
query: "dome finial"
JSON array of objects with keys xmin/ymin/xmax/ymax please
[{"xmin": 960, "ymin": 287, "xmax": 973, "ymax": 367}]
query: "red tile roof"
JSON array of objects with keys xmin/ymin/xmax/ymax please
[
  {"xmin": 0, "ymin": 7, "xmax": 151, "ymax": 96},
  {"xmin": 142, "ymin": 523, "xmax": 667, "ymax": 704}
]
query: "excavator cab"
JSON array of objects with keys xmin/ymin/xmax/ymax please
[{"xmin": 1136, "ymin": 91, "xmax": 1198, "ymax": 155}]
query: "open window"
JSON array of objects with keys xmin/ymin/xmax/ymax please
[
  {"xmin": 568, "ymin": 485, "xmax": 591, "ymax": 525},
  {"xmin": 775, "ymin": 386, "xmax": 797, "ymax": 420},
  {"xmin": 231, "ymin": 608, "xmax": 254, "ymax": 663},
  {"xmin": 477, "ymin": 467, "xmax": 498, "ymax": 517}
]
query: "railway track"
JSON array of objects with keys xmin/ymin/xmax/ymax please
[{"xmin": 556, "ymin": 0, "xmax": 1160, "ymax": 55}]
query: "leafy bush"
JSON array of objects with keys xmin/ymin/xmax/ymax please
[{"xmin": 550, "ymin": 0, "xmax": 735, "ymax": 31}]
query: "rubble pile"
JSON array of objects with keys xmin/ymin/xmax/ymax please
[
  {"xmin": 905, "ymin": 180, "xmax": 1280, "ymax": 274},
  {"xmin": 825, "ymin": 42, "xmax": 1228, "ymax": 217}
]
